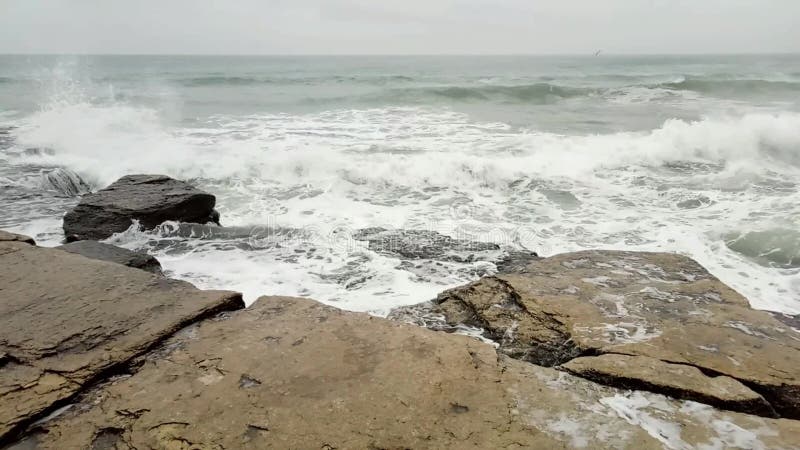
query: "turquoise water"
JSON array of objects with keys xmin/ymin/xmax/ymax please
[{"xmin": 1, "ymin": 55, "xmax": 799, "ymax": 313}]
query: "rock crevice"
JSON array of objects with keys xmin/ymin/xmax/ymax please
[
  {"xmin": 393, "ymin": 250, "xmax": 800, "ymax": 419},
  {"xmin": 0, "ymin": 238, "xmax": 243, "ymax": 445}
]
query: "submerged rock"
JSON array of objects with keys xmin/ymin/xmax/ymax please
[
  {"xmin": 56, "ymin": 240, "xmax": 163, "ymax": 274},
  {"xmin": 353, "ymin": 227, "xmax": 502, "ymax": 262},
  {"xmin": 676, "ymin": 195, "xmax": 712, "ymax": 209},
  {"xmin": 14, "ymin": 296, "xmax": 800, "ymax": 450},
  {"xmin": 393, "ymin": 250, "xmax": 800, "ymax": 418},
  {"xmin": 0, "ymin": 241, "xmax": 243, "ymax": 442},
  {"xmin": 62, "ymin": 174, "xmax": 220, "ymax": 242},
  {"xmin": 352, "ymin": 227, "xmax": 540, "ymax": 278}
]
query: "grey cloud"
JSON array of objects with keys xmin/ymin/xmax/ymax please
[{"xmin": 0, "ymin": 0, "xmax": 797, "ymax": 54}]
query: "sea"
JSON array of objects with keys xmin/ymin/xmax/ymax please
[{"xmin": 0, "ymin": 54, "xmax": 798, "ymax": 315}]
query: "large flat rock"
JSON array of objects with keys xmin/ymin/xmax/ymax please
[
  {"xmin": 0, "ymin": 241, "xmax": 244, "ymax": 442},
  {"xmin": 13, "ymin": 297, "xmax": 800, "ymax": 450},
  {"xmin": 397, "ymin": 250, "xmax": 800, "ymax": 418},
  {"xmin": 62, "ymin": 174, "xmax": 220, "ymax": 242}
]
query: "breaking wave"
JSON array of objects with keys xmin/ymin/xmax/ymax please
[
  {"xmin": 8, "ymin": 100, "xmax": 800, "ymax": 190},
  {"xmin": 2, "ymin": 59, "xmax": 799, "ymax": 314},
  {"xmin": 177, "ymin": 74, "xmax": 417, "ymax": 86},
  {"xmin": 660, "ymin": 77, "xmax": 800, "ymax": 95},
  {"xmin": 381, "ymin": 83, "xmax": 596, "ymax": 104}
]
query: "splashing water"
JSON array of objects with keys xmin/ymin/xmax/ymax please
[{"xmin": 1, "ymin": 55, "xmax": 799, "ymax": 314}]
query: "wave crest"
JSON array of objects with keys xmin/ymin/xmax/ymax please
[
  {"xmin": 660, "ymin": 77, "xmax": 800, "ymax": 94},
  {"xmin": 8, "ymin": 97, "xmax": 800, "ymax": 191}
]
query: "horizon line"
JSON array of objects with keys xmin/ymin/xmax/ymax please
[{"xmin": 1, "ymin": 52, "xmax": 799, "ymax": 57}]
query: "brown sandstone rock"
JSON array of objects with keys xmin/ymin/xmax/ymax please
[
  {"xmin": 403, "ymin": 250, "xmax": 800, "ymax": 418},
  {"xmin": 13, "ymin": 297, "xmax": 800, "ymax": 450},
  {"xmin": 561, "ymin": 354, "xmax": 774, "ymax": 417},
  {"xmin": 0, "ymin": 230, "xmax": 35, "ymax": 245},
  {"xmin": 0, "ymin": 241, "xmax": 244, "ymax": 443}
]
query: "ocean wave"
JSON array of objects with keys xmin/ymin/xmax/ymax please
[
  {"xmin": 8, "ymin": 98, "xmax": 800, "ymax": 192},
  {"xmin": 176, "ymin": 74, "xmax": 416, "ymax": 87},
  {"xmin": 4, "ymin": 100, "xmax": 800, "ymax": 314},
  {"xmin": 725, "ymin": 228, "xmax": 800, "ymax": 269},
  {"xmin": 178, "ymin": 76, "xmax": 268, "ymax": 86},
  {"xmin": 382, "ymin": 83, "xmax": 597, "ymax": 103},
  {"xmin": 659, "ymin": 77, "xmax": 800, "ymax": 95}
]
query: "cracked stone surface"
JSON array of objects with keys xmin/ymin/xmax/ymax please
[
  {"xmin": 0, "ymin": 240, "xmax": 244, "ymax": 442},
  {"xmin": 12, "ymin": 296, "xmax": 800, "ymax": 450},
  {"xmin": 392, "ymin": 250, "xmax": 800, "ymax": 419},
  {"xmin": 561, "ymin": 354, "xmax": 775, "ymax": 417}
]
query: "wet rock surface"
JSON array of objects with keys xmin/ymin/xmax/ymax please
[
  {"xmin": 13, "ymin": 297, "xmax": 800, "ymax": 450},
  {"xmin": 0, "ymin": 240, "xmax": 243, "ymax": 443},
  {"xmin": 353, "ymin": 227, "xmax": 503, "ymax": 262},
  {"xmin": 0, "ymin": 230, "xmax": 35, "ymax": 245},
  {"xmin": 56, "ymin": 240, "xmax": 163, "ymax": 274},
  {"xmin": 352, "ymin": 227, "xmax": 540, "ymax": 282},
  {"xmin": 392, "ymin": 250, "xmax": 800, "ymax": 419},
  {"xmin": 62, "ymin": 174, "xmax": 220, "ymax": 242},
  {"xmin": 561, "ymin": 354, "xmax": 775, "ymax": 417},
  {"xmin": 3, "ymin": 225, "xmax": 800, "ymax": 448}
]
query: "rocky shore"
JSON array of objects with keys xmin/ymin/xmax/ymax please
[{"xmin": 1, "ymin": 175, "xmax": 799, "ymax": 449}]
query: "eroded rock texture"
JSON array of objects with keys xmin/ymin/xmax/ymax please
[
  {"xmin": 14, "ymin": 297, "xmax": 800, "ymax": 450},
  {"xmin": 394, "ymin": 250, "xmax": 800, "ymax": 418},
  {"xmin": 0, "ymin": 240, "xmax": 243, "ymax": 442}
]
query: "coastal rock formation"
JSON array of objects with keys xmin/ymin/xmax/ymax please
[
  {"xmin": 62, "ymin": 174, "xmax": 220, "ymax": 242},
  {"xmin": 3, "ymin": 228, "xmax": 799, "ymax": 448},
  {"xmin": 0, "ymin": 230, "xmax": 35, "ymax": 245},
  {"xmin": 56, "ymin": 240, "xmax": 163, "ymax": 274},
  {"xmin": 0, "ymin": 240, "xmax": 243, "ymax": 442},
  {"xmin": 392, "ymin": 250, "xmax": 800, "ymax": 418},
  {"xmin": 13, "ymin": 296, "xmax": 800, "ymax": 450},
  {"xmin": 561, "ymin": 354, "xmax": 775, "ymax": 417}
]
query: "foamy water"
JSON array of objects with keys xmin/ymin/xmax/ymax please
[{"xmin": 1, "ymin": 55, "xmax": 799, "ymax": 314}]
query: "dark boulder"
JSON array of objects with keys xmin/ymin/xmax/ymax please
[
  {"xmin": 62, "ymin": 175, "xmax": 220, "ymax": 242},
  {"xmin": 56, "ymin": 241, "xmax": 162, "ymax": 274}
]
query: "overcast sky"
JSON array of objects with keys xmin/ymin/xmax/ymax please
[{"xmin": 1, "ymin": 0, "xmax": 798, "ymax": 55}]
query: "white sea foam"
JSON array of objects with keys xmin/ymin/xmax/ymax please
[{"xmin": 4, "ymin": 94, "xmax": 800, "ymax": 313}]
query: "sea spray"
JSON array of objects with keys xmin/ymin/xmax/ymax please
[{"xmin": 1, "ymin": 55, "xmax": 799, "ymax": 314}]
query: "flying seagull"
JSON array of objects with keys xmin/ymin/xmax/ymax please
[{"xmin": 594, "ymin": 50, "xmax": 603, "ymax": 57}]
